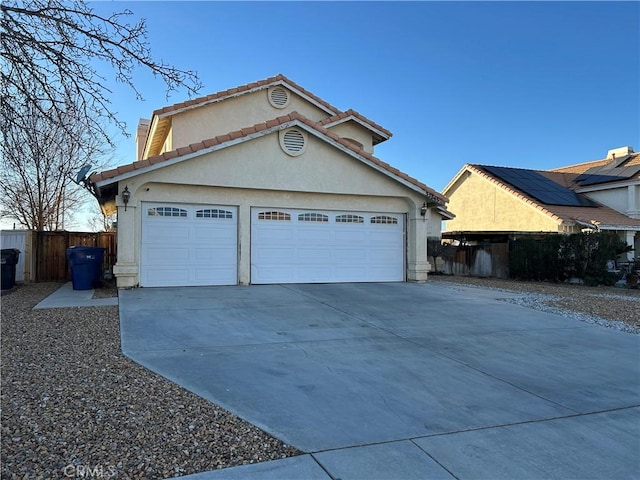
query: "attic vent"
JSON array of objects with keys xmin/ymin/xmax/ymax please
[
  {"xmin": 268, "ymin": 86, "xmax": 290, "ymax": 109},
  {"xmin": 280, "ymin": 128, "xmax": 307, "ymax": 156}
]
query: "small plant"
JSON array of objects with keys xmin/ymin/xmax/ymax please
[{"xmin": 623, "ymin": 259, "xmax": 639, "ymax": 289}]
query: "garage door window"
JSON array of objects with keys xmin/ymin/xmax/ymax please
[
  {"xmin": 336, "ymin": 214, "xmax": 364, "ymax": 223},
  {"xmin": 370, "ymin": 215, "xmax": 398, "ymax": 224},
  {"xmin": 148, "ymin": 207, "xmax": 187, "ymax": 217},
  {"xmin": 258, "ymin": 211, "xmax": 291, "ymax": 221},
  {"xmin": 298, "ymin": 212, "xmax": 329, "ymax": 222},
  {"xmin": 196, "ymin": 209, "xmax": 233, "ymax": 219},
  {"xmin": 251, "ymin": 207, "xmax": 404, "ymax": 284},
  {"xmin": 141, "ymin": 203, "xmax": 238, "ymax": 287}
]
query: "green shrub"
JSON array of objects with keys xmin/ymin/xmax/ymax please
[
  {"xmin": 509, "ymin": 232, "xmax": 632, "ymax": 285},
  {"xmin": 509, "ymin": 235, "xmax": 565, "ymax": 282}
]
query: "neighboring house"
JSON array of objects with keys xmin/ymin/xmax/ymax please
[
  {"xmin": 442, "ymin": 146, "xmax": 640, "ymax": 261},
  {"xmin": 91, "ymin": 74, "xmax": 452, "ymax": 288}
]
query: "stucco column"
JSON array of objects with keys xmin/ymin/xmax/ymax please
[
  {"xmin": 407, "ymin": 205, "xmax": 430, "ymax": 282},
  {"xmin": 625, "ymin": 231, "xmax": 635, "ymax": 261},
  {"xmin": 627, "ymin": 185, "xmax": 639, "ymax": 219},
  {"xmin": 113, "ymin": 189, "xmax": 139, "ymax": 288},
  {"xmin": 238, "ymin": 203, "xmax": 251, "ymax": 285}
]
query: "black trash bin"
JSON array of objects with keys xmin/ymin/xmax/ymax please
[
  {"xmin": 66, "ymin": 246, "xmax": 105, "ymax": 290},
  {"xmin": 1, "ymin": 248, "xmax": 21, "ymax": 290}
]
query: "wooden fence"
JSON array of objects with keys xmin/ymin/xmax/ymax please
[
  {"xmin": 35, "ymin": 231, "xmax": 116, "ymax": 282},
  {"xmin": 443, "ymin": 243, "xmax": 510, "ymax": 278}
]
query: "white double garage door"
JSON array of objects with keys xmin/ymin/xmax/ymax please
[{"xmin": 141, "ymin": 203, "xmax": 404, "ymax": 287}]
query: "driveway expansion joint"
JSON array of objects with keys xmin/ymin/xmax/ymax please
[{"xmin": 119, "ymin": 284, "xmax": 640, "ymax": 479}]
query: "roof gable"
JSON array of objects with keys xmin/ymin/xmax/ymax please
[
  {"xmin": 153, "ymin": 74, "xmax": 340, "ymax": 118},
  {"xmin": 142, "ymin": 74, "xmax": 393, "ymax": 159},
  {"xmin": 458, "ymin": 164, "xmax": 640, "ymax": 229},
  {"xmin": 319, "ymin": 109, "xmax": 392, "ymax": 145},
  {"xmin": 91, "ymin": 111, "xmax": 446, "ymax": 205}
]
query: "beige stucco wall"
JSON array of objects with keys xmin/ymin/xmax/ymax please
[
  {"xmin": 169, "ymin": 88, "xmax": 330, "ymax": 152},
  {"xmin": 444, "ymin": 171, "xmax": 561, "ymax": 233},
  {"xmin": 325, "ymin": 121, "xmax": 374, "ymax": 153},
  {"xmin": 114, "ymin": 130, "xmax": 434, "ymax": 287},
  {"xmin": 582, "ymin": 184, "xmax": 640, "ymax": 218}
]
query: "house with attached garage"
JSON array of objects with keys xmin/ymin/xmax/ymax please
[
  {"xmin": 441, "ymin": 146, "xmax": 640, "ymax": 275},
  {"xmin": 90, "ymin": 74, "xmax": 452, "ymax": 288}
]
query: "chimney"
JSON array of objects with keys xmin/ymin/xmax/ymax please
[
  {"xmin": 136, "ymin": 118, "xmax": 151, "ymax": 161},
  {"xmin": 606, "ymin": 146, "xmax": 634, "ymax": 167},
  {"xmin": 606, "ymin": 146, "xmax": 634, "ymax": 159}
]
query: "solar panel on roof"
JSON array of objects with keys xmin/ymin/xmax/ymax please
[
  {"xmin": 576, "ymin": 174, "xmax": 624, "ymax": 186},
  {"xmin": 576, "ymin": 162, "xmax": 640, "ymax": 186},
  {"xmin": 483, "ymin": 166, "xmax": 597, "ymax": 207}
]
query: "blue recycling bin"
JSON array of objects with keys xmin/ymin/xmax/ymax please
[{"xmin": 66, "ymin": 246, "xmax": 105, "ymax": 290}]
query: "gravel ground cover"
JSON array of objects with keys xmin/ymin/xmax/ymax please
[
  {"xmin": 1, "ymin": 283, "xmax": 299, "ymax": 480},
  {"xmin": 428, "ymin": 275, "xmax": 640, "ymax": 334}
]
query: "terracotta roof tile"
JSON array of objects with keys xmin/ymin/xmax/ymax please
[
  {"xmin": 167, "ymin": 150, "xmax": 182, "ymax": 160},
  {"xmin": 152, "ymin": 74, "xmax": 340, "ymax": 118},
  {"xmin": 92, "ymin": 111, "xmax": 447, "ymax": 204},
  {"xmin": 176, "ymin": 146, "xmax": 193, "ymax": 156},
  {"xmin": 293, "ymin": 113, "xmax": 445, "ymax": 203},
  {"xmin": 550, "ymin": 153, "xmax": 640, "ymax": 174},
  {"xmin": 319, "ymin": 108, "xmax": 392, "ymax": 139},
  {"xmin": 117, "ymin": 164, "xmax": 135, "ymax": 175},
  {"xmin": 550, "ymin": 159, "xmax": 609, "ymax": 174}
]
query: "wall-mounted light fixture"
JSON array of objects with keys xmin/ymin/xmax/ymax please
[
  {"xmin": 122, "ymin": 186, "xmax": 131, "ymax": 212},
  {"xmin": 420, "ymin": 201, "xmax": 428, "ymax": 217}
]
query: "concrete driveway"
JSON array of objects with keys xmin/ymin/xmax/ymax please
[{"xmin": 119, "ymin": 282, "xmax": 640, "ymax": 479}]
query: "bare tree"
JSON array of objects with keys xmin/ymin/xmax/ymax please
[
  {"xmin": 1, "ymin": 0, "xmax": 202, "ymax": 144},
  {"xmin": 86, "ymin": 210, "xmax": 116, "ymax": 233},
  {"xmin": 0, "ymin": 0, "xmax": 201, "ymax": 229},
  {"xmin": 0, "ymin": 98, "xmax": 110, "ymax": 230}
]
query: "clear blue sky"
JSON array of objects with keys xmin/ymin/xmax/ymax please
[{"xmin": 97, "ymin": 0, "xmax": 639, "ymax": 194}]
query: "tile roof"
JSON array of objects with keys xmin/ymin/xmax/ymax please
[
  {"xmin": 548, "ymin": 153, "xmax": 640, "ymax": 190},
  {"xmin": 468, "ymin": 164, "xmax": 640, "ymax": 228},
  {"xmin": 550, "ymin": 153, "xmax": 640, "ymax": 174},
  {"xmin": 142, "ymin": 74, "xmax": 392, "ymax": 159},
  {"xmin": 152, "ymin": 74, "xmax": 340, "ymax": 118},
  {"xmin": 91, "ymin": 111, "xmax": 447, "ymax": 205},
  {"xmin": 318, "ymin": 109, "xmax": 392, "ymax": 144}
]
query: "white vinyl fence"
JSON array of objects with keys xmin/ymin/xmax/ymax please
[{"xmin": 1, "ymin": 230, "xmax": 31, "ymax": 281}]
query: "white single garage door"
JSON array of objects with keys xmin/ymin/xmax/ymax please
[
  {"xmin": 141, "ymin": 203, "xmax": 237, "ymax": 287},
  {"xmin": 251, "ymin": 208, "xmax": 404, "ymax": 284}
]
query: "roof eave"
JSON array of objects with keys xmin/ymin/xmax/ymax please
[
  {"xmin": 322, "ymin": 115, "xmax": 392, "ymax": 144},
  {"xmin": 575, "ymin": 177, "xmax": 640, "ymax": 193},
  {"xmin": 93, "ymin": 124, "xmax": 286, "ymax": 189},
  {"xmin": 442, "ymin": 164, "xmax": 473, "ymax": 197},
  {"xmin": 155, "ymin": 78, "xmax": 339, "ymax": 121},
  {"xmin": 92, "ymin": 116, "xmax": 442, "ymax": 202}
]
